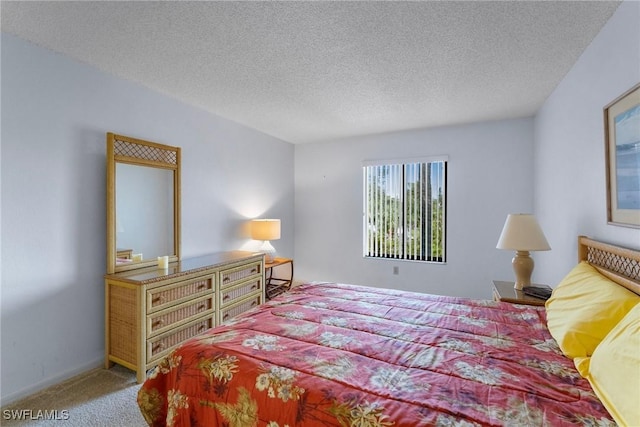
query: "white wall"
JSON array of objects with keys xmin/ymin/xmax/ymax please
[
  {"xmin": 294, "ymin": 118, "xmax": 535, "ymax": 299},
  {"xmin": 534, "ymin": 0, "xmax": 640, "ymax": 286},
  {"xmin": 0, "ymin": 34, "xmax": 294, "ymax": 404}
]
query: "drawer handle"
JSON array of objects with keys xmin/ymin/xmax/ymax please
[
  {"xmin": 198, "ymin": 324, "xmax": 207, "ymax": 332},
  {"xmin": 197, "ymin": 283, "xmax": 206, "ymax": 290},
  {"xmin": 223, "ymin": 313, "xmax": 229, "ymax": 321},
  {"xmin": 251, "ymin": 285, "xmax": 257, "ymax": 290},
  {"xmin": 251, "ymin": 268, "xmax": 257, "ymax": 273},
  {"xmin": 153, "ymin": 319, "xmax": 164, "ymax": 327},
  {"xmin": 251, "ymin": 301, "xmax": 258, "ymax": 307},
  {"xmin": 198, "ymin": 304, "xmax": 206, "ymax": 311},
  {"xmin": 152, "ymin": 295, "xmax": 166, "ymax": 304},
  {"xmin": 223, "ymin": 295, "xmax": 230, "ymax": 301},
  {"xmin": 153, "ymin": 342, "xmax": 165, "ymax": 352},
  {"xmin": 223, "ymin": 277, "xmax": 230, "ymax": 282}
]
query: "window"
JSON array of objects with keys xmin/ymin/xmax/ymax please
[{"xmin": 363, "ymin": 157, "xmax": 447, "ymax": 263}]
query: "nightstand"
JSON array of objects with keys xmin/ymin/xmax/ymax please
[
  {"xmin": 492, "ymin": 280, "xmax": 547, "ymax": 306},
  {"xmin": 265, "ymin": 258, "xmax": 294, "ymax": 300}
]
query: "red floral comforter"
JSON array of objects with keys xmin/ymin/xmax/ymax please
[{"xmin": 138, "ymin": 282, "xmax": 615, "ymax": 426}]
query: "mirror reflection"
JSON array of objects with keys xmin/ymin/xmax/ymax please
[{"xmin": 115, "ymin": 163, "xmax": 174, "ymax": 265}]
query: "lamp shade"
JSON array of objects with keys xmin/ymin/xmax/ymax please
[
  {"xmin": 496, "ymin": 214, "xmax": 550, "ymax": 251},
  {"xmin": 251, "ymin": 219, "xmax": 281, "ymax": 241}
]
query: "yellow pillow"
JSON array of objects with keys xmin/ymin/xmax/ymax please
[
  {"xmin": 545, "ymin": 261, "xmax": 640, "ymax": 359},
  {"xmin": 585, "ymin": 303, "xmax": 640, "ymax": 427}
]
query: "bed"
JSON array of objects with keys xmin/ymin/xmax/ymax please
[{"xmin": 138, "ymin": 236, "xmax": 640, "ymax": 426}]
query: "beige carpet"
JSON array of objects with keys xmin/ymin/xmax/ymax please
[{"xmin": 1, "ymin": 365, "xmax": 147, "ymax": 426}]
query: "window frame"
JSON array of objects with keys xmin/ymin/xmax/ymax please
[{"xmin": 362, "ymin": 156, "xmax": 447, "ymax": 264}]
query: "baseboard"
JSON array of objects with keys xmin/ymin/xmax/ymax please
[{"xmin": 0, "ymin": 356, "xmax": 104, "ymax": 407}]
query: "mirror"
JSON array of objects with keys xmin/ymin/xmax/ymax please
[
  {"xmin": 106, "ymin": 133, "xmax": 181, "ymax": 274},
  {"xmin": 116, "ymin": 164, "xmax": 174, "ymax": 262}
]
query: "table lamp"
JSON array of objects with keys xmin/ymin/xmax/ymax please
[
  {"xmin": 496, "ymin": 214, "xmax": 551, "ymax": 290},
  {"xmin": 251, "ymin": 219, "xmax": 281, "ymax": 263}
]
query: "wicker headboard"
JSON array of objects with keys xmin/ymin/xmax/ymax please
[{"xmin": 578, "ymin": 235, "xmax": 640, "ymax": 295}]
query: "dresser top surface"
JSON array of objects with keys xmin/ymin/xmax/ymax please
[{"xmin": 105, "ymin": 251, "xmax": 263, "ymax": 284}]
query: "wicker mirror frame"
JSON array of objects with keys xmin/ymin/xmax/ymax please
[{"xmin": 106, "ymin": 133, "xmax": 181, "ymax": 274}]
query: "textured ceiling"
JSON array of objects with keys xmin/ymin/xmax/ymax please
[{"xmin": 1, "ymin": 1, "xmax": 621, "ymax": 144}]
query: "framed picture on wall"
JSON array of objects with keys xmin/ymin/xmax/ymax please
[{"xmin": 604, "ymin": 82, "xmax": 640, "ymax": 228}]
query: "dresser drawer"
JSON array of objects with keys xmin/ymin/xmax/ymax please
[
  {"xmin": 220, "ymin": 261, "xmax": 262, "ymax": 288},
  {"xmin": 147, "ymin": 275, "xmax": 214, "ymax": 314},
  {"xmin": 219, "ymin": 293, "xmax": 262, "ymax": 324},
  {"xmin": 220, "ymin": 277, "xmax": 262, "ymax": 307},
  {"xmin": 147, "ymin": 295, "xmax": 214, "ymax": 337},
  {"xmin": 147, "ymin": 316, "xmax": 213, "ymax": 364}
]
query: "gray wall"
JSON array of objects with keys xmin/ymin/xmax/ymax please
[
  {"xmin": 294, "ymin": 117, "xmax": 536, "ymax": 299},
  {"xmin": 534, "ymin": 0, "xmax": 640, "ymax": 285},
  {"xmin": 0, "ymin": 34, "xmax": 294, "ymax": 403}
]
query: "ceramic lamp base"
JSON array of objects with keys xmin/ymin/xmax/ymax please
[
  {"xmin": 260, "ymin": 240, "xmax": 276, "ymax": 264},
  {"xmin": 512, "ymin": 250, "xmax": 534, "ymax": 290}
]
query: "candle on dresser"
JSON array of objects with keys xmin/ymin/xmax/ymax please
[
  {"xmin": 157, "ymin": 256, "xmax": 169, "ymax": 269},
  {"xmin": 132, "ymin": 253, "xmax": 143, "ymax": 262}
]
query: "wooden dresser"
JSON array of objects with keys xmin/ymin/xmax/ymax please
[{"xmin": 105, "ymin": 251, "xmax": 264, "ymax": 383}]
